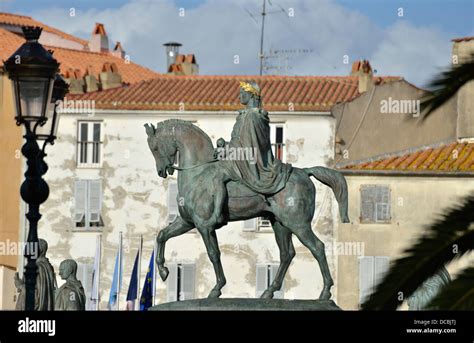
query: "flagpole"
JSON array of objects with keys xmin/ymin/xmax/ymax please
[
  {"xmin": 117, "ymin": 231, "xmax": 122, "ymax": 310},
  {"xmin": 96, "ymin": 234, "xmax": 102, "ymax": 311},
  {"xmin": 152, "ymin": 233, "xmax": 158, "ymax": 306},
  {"xmin": 136, "ymin": 235, "xmax": 143, "ymax": 311}
]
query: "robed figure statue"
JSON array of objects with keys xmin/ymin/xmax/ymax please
[
  {"xmin": 55, "ymin": 259, "xmax": 86, "ymax": 311},
  {"xmin": 14, "ymin": 239, "xmax": 57, "ymax": 310}
]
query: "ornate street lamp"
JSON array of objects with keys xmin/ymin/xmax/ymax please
[{"xmin": 4, "ymin": 26, "xmax": 67, "ymax": 311}]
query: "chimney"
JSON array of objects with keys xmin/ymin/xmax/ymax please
[
  {"xmin": 89, "ymin": 23, "xmax": 109, "ymax": 53},
  {"xmin": 64, "ymin": 69, "xmax": 85, "ymax": 94},
  {"xmin": 167, "ymin": 53, "xmax": 199, "ymax": 75},
  {"xmin": 452, "ymin": 37, "xmax": 474, "ymax": 140},
  {"xmin": 112, "ymin": 41, "xmax": 125, "ymax": 59},
  {"xmin": 99, "ymin": 62, "xmax": 122, "ymax": 90},
  {"xmin": 351, "ymin": 60, "xmax": 373, "ymax": 93},
  {"xmin": 84, "ymin": 66, "xmax": 99, "ymax": 92},
  {"xmin": 163, "ymin": 42, "xmax": 182, "ymax": 71}
]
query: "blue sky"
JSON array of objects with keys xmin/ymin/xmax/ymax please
[{"xmin": 3, "ymin": 0, "xmax": 473, "ymax": 86}]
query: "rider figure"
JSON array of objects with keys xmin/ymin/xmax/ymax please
[{"xmin": 208, "ymin": 81, "xmax": 292, "ymax": 226}]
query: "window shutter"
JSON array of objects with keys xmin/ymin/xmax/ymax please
[
  {"xmin": 167, "ymin": 182, "xmax": 179, "ymax": 223},
  {"xmin": 374, "ymin": 256, "xmax": 390, "ymax": 288},
  {"xmin": 243, "ymin": 218, "xmax": 257, "ymax": 232},
  {"xmin": 88, "ymin": 180, "xmax": 102, "ymax": 223},
  {"xmin": 360, "ymin": 185, "xmax": 376, "ymax": 222},
  {"xmin": 255, "ymin": 264, "xmax": 268, "ymax": 297},
  {"xmin": 180, "ymin": 264, "xmax": 196, "ymax": 301},
  {"xmin": 270, "ymin": 264, "xmax": 284, "ymax": 299},
  {"xmin": 77, "ymin": 263, "xmax": 93, "ymax": 310},
  {"xmin": 359, "ymin": 256, "xmax": 375, "ymax": 305},
  {"xmin": 74, "ymin": 180, "xmax": 87, "ymax": 223},
  {"xmin": 166, "ymin": 263, "xmax": 178, "ymax": 302}
]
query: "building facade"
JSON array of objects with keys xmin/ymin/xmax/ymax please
[{"xmin": 336, "ymin": 141, "xmax": 474, "ymax": 310}]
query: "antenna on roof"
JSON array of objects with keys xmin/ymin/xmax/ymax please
[{"xmin": 244, "ymin": 0, "xmax": 287, "ymax": 76}]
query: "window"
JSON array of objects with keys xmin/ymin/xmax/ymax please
[
  {"xmin": 167, "ymin": 263, "xmax": 196, "ymax": 302},
  {"xmin": 77, "ymin": 121, "xmax": 102, "ymax": 167},
  {"xmin": 76, "ymin": 263, "xmax": 94, "ymax": 310},
  {"xmin": 360, "ymin": 185, "xmax": 391, "ymax": 223},
  {"xmin": 358, "ymin": 256, "xmax": 390, "ymax": 305},
  {"xmin": 167, "ymin": 182, "xmax": 179, "ymax": 224},
  {"xmin": 270, "ymin": 123, "xmax": 285, "ymax": 162},
  {"xmin": 256, "ymin": 264, "xmax": 284, "ymax": 299},
  {"xmin": 242, "ymin": 217, "xmax": 272, "ymax": 232},
  {"xmin": 74, "ymin": 180, "xmax": 104, "ymax": 229}
]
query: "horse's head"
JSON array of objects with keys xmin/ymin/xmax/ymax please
[{"xmin": 144, "ymin": 123, "xmax": 177, "ymax": 178}]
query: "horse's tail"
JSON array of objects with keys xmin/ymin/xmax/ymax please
[{"xmin": 304, "ymin": 166, "xmax": 350, "ymax": 223}]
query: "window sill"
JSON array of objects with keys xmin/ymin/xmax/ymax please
[
  {"xmin": 70, "ymin": 227, "xmax": 104, "ymax": 233},
  {"xmin": 359, "ymin": 222, "xmax": 392, "ymax": 225},
  {"xmin": 76, "ymin": 164, "xmax": 102, "ymax": 169}
]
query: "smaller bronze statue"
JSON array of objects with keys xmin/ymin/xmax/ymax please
[
  {"xmin": 55, "ymin": 259, "xmax": 86, "ymax": 311},
  {"xmin": 14, "ymin": 239, "xmax": 57, "ymax": 311}
]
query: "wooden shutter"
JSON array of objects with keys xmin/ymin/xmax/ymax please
[
  {"xmin": 166, "ymin": 263, "xmax": 178, "ymax": 302},
  {"xmin": 88, "ymin": 180, "xmax": 102, "ymax": 223},
  {"xmin": 360, "ymin": 185, "xmax": 376, "ymax": 222},
  {"xmin": 180, "ymin": 264, "xmax": 196, "ymax": 300},
  {"xmin": 167, "ymin": 182, "xmax": 179, "ymax": 223},
  {"xmin": 359, "ymin": 256, "xmax": 375, "ymax": 305},
  {"xmin": 270, "ymin": 264, "xmax": 284, "ymax": 299},
  {"xmin": 74, "ymin": 180, "xmax": 87, "ymax": 223},
  {"xmin": 374, "ymin": 256, "xmax": 390, "ymax": 288},
  {"xmin": 243, "ymin": 218, "xmax": 257, "ymax": 232},
  {"xmin": 255, "ymin": 264, "xmax": 268, "ymax": 297}
]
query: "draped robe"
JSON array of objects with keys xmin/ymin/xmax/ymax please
[{"xmin": 224, "ymin": 108, "xmax": 292, "ymax": 195}]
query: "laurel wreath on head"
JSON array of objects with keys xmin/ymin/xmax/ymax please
[{"xmin": 239, "ymin": 81, "xmax": 260, "ymax": 96}]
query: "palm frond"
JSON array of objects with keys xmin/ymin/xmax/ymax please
[
  {"xmin": 420, "ymin": 53, "xmax": 474, "ymax": 119},
  {"xmin": 427, "ymin": 266, "xmax": 474, "ymax": 310},
  {"xmin": 361, "ymin": 195, "xmax": 474, "ymax": 310}
]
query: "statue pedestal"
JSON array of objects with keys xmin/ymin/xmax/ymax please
[{"xmin": 149, "ymin": 298, "xmax": 342, "ymax": 311}]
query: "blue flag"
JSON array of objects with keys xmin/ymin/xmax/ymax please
[
  {"xmin": 140, "ymin": 251, "xmax": 155, "ymax": 311},
  {"xmin": 126, "ymin": 250, "xmax": 139, "ymax": 310},
  {"xmin": 108, "ymin": 251, "xmax": 123, "ymax": 310}
]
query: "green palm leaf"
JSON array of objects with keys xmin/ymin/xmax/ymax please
[
  {"xmin": 421, "ymin": 53, "xmax": 474, "ymax": 119},
  {"xmin": 427, "ymin": 266, "xmax": 474, "ymax": 310},
  {"xmin": 361, "ymin": 195, "xmax": 474, "ymax": 310}
]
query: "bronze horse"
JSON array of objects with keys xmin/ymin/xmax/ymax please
[{"xmin": 145, "ymin": 119, "xmax": 349, "ymax": 300}]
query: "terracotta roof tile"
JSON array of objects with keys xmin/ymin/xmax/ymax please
[
  {"xmin": 0, "ymin": 28, "xmax": 159, "ymax": 84},
  {"xmin": 452, "ymin": 36, "xmax": 474, "ymax": 42},
  {"xmin": 67, "ymin": 75, "xmax": 398, "ymax": 112},
  {"xmin": 0, "ymin": 12, "xmax": 88, "ymax": 47},
  {"xmin": 338, "ymin": 142, "xmax": 474, "ymax": 174}
]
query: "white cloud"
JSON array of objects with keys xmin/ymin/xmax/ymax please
[{"xmin": 30, "ymin": 0, "xmax": 454, "ymax": 86}]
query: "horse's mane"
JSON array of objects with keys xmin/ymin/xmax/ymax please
[{"xmin": 156, "ymin": 119, "xmax": 214, "ymax": 147}]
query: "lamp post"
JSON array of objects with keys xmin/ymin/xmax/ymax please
[{"xmin": 4, "ymin": 26, "xmax": 67, "ymax": 311}]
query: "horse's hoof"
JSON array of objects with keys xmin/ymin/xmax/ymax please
[
  {"xmin": 319, "ymin": 288, "xmax": 332, "ymax": 300},
  {"xmin": 260, "ymin": 289, "xmax": 274, "ymax": 299},
  {"xmin": 207, "ymin": 289, "xmax": 222, "ymax": 298},
  {"xmin": 159, "ymin": 267, "xmax": 169, "ymax": 281}
]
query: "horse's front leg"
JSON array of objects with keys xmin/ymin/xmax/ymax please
[
  {"xmin": 198, "ymin": 228, "xmax": 226, "ymax": 298},
  {"xmin": 156, "ymin": 216, "xmax": 194, "ymax": 281}
]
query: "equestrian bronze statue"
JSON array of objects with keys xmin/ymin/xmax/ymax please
[{"xmin": 145, "ymin": 81, "xmax": 349, "ymax": 300}]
